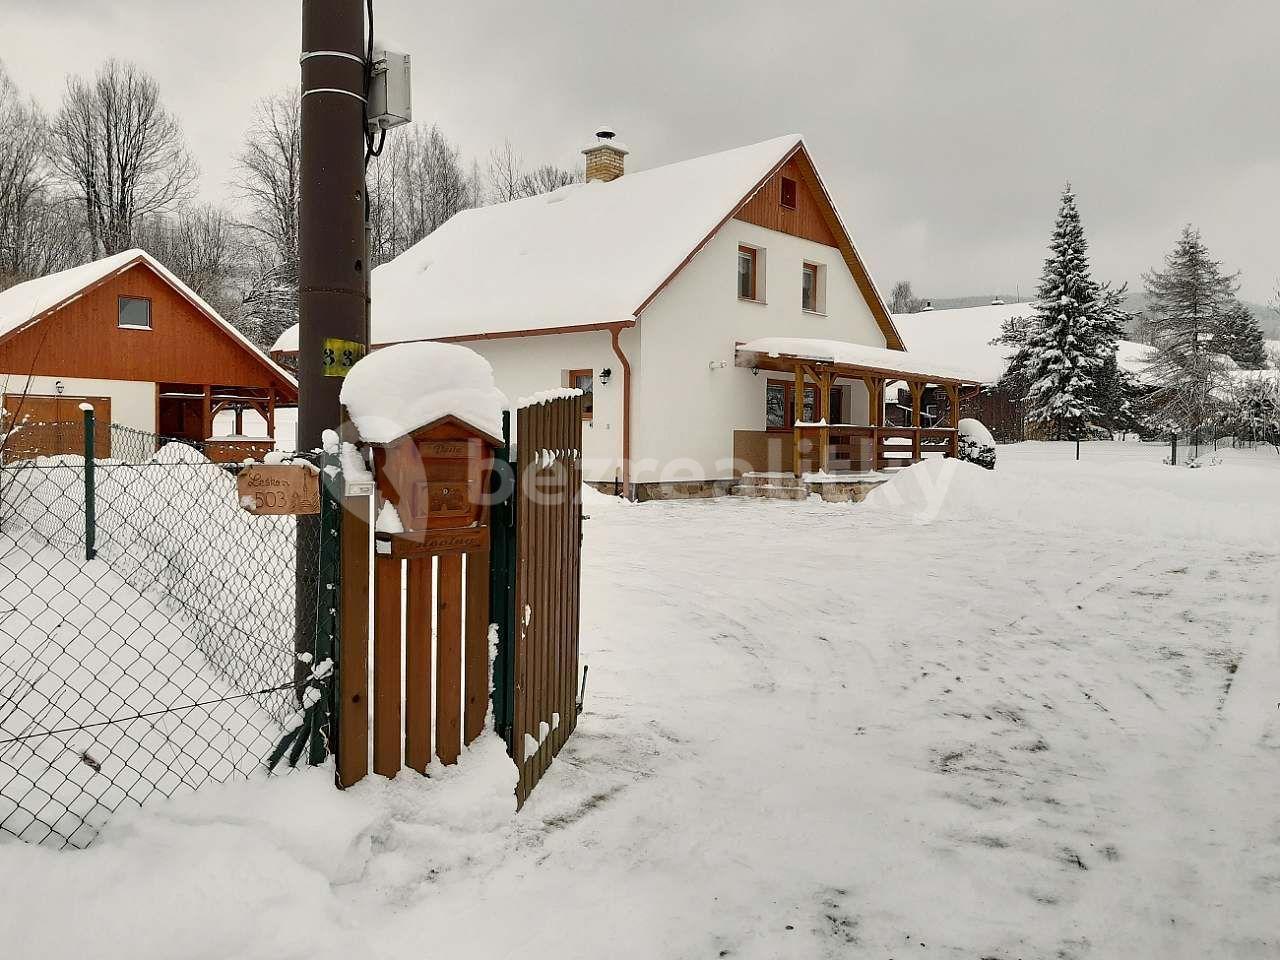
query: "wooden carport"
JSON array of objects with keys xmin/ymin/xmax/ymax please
[{"xmin": 735, "ymin": 338, "xmax": 984, "ymax": 476}]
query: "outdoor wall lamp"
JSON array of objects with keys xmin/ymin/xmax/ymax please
[
  {"xmin": 751, "ymin": 366, "xmax": 760, "ymax": 377},
  {"xmin": 600, "ymin": 368, "xmax": 612, "ymax": 385},
  {"xmin": 54, "ymin": 380, "xmax": 65, "ymax": 395}
]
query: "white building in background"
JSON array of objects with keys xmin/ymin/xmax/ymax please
[{"xmin": 274, "ymin": 130, "xmax": 975, "ymax": 499}]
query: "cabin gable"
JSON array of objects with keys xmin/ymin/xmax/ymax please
[{"xmin": 0, "ymin": 261, "xmax": 291, "ymax": 393}]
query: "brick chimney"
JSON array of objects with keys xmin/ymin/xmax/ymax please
[{"xmin": 582, "ymin": 125, "xmax": 627, "ymax": 182}]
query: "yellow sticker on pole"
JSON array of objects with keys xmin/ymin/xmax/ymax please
[{"xmin": 323, "ymin": 338, "xmax": 366, "ymax": 377}]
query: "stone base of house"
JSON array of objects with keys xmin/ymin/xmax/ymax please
[
  {"xmin": 729, "ymin": 471, "xmax": 891, "ymax": 503},
  {"xmin": 585, "ymin": 473, "xmax": 892, "ymax": 504},
  {"xmin": 586, "ymin": 479, "xmax": 737, "ymax": 502}
]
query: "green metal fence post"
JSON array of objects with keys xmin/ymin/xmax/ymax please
[
  {"xmin": 489, "ymin": 410, "xmax": 517, "ymax": 744},
  {"xmin": 82, "ymin": 405, "xmax": 96, "ymax": 561}
]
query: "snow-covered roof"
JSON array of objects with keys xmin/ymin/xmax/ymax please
[
  {"xmin": 736, "ymin": 337, "xmax": 985, "ymax": 383},
  {"xmin": 273, "ymin": 134, "xmax": 898, "ymax": 353},
  {"xmin": 893, "ymin": 303, "xmax": 1153, "ymax": 385},
  {"xmin": 339, "ymin": 342, "xmax": 507, "ymax": 444},
  {"xmin": 0, "ymin": 249, "xmax": 297, "ymax": 388}
]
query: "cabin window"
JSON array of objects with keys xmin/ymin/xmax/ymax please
[
  {"xmin": 567, "ymin": 368, "xmax": 594, "ymax": 420},
  {"xmin": 780, "ymin": 176, "xmax": 797, "ymax": 210},
  {"xmin": 118, "ymin": 296, "xmax": 152, "ymax": 329},
  {"xmin": 737, "ymin": 245, "xmax": 759, "ymax": 301}
]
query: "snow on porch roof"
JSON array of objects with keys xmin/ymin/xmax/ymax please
[
  {"xmin": 271, "ymin": 134, "xmax": 809, "ymax": 354},
  {"xmin": 735, "ymin": 337, "xmax": 985, "ymax": 384}
]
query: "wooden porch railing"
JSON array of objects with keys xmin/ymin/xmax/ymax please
[{"xmin": 767, "ymin": 424, "xmax": 959, "ymax": 474}]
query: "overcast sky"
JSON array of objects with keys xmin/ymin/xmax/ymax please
[{"xmin": 4, "ymin": 0, "xmax": 1278, "ymax": 302}]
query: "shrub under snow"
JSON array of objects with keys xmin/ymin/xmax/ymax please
[{"xmin": 957, "ymin": 418, "xmax": 997, "ymax": 470}]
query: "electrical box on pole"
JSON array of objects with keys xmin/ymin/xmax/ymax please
[{"xmin": 367, "ymin": 49, "xmax": 411, "ymax": 133}]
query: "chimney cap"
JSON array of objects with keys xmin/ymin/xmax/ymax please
[{"xmin": 583, "ymin": 125, "xmax": 629, "ymax": 156}]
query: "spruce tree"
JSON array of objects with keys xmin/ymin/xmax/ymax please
[
  {"xmin": 1217, "ymin": 301, "xmax": 1268, "ymax": 369},
  {"xmin": 1142, "ymin": 226, "xmax": 1239, "ymax": 440},
  {"xmin": 1021, "ymin": 184, "xmax": 1107, "ymax": 439}
]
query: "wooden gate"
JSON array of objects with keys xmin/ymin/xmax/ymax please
[
  {"xmin": 492, "ymin": 394, "xmax": 584, "ymax": 807},
  {"xmin": 337, "ymin": 394, "xmax": 584, "ymax": 807}
]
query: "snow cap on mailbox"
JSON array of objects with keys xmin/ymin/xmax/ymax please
[
  {"xmin": 340, "ymin": 341, "xmax": 506, "ymax": 446},
  {"xmin": 340, "ymin": 342, "xmax": 507, "ymax": 535}
]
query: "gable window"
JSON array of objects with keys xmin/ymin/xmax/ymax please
[
  {"xmin": 567, "ymin": 368, "xmax": 594, "ymax": 420},
  {"xmin": 737, "ymin": 245, "xmax": 758, "ymax": 301},
  {"xmin": 780, "ymin": 176, "xmax": 797, "ymax": 210},
  {"xmin": 118, "ymin": 296, "xmax": 152, "ymax": 330}
]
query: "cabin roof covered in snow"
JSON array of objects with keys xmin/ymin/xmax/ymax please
[
  {"xmin": 272, "ymin": 134, "xmax": 903, "ymax": 352},
  {"xmin": 0, "ymin": 249, "xmax": 297, "ymax": 388},
  {"xmin": 892, "ymin": 302, "xmax": 1153, "ymax": 385}
]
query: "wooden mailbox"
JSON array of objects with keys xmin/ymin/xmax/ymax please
[{"xmin": 371, "ymin": 415, "xmax": 502, "ymax": 556}]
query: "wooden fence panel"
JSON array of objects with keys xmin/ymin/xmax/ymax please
[{"xmin": 511, "ymin": 394, "xmax": 583, "ymax": 807}]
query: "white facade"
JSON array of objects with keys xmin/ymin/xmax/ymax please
[
  {"xmin": 465, "ymin": 219, "xmax": 888, "ymax": 487},
  {"xmin": 462, "ymin": 328, "xmax": 637, "ymax": 485},
  {"xmin": 632, "ymin": 221, "xmax": 885, "ymax": 483},
  {"xmin": 0, "ymin": 373, "xmax": 156, "ymax": 433}
]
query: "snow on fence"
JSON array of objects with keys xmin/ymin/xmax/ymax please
[{"xmin": 0, "ymin": 416, "xmax": 320, "ymax": 848}]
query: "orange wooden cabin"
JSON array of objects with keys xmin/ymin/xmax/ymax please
[{"xmin": 0, "ymin": 250, "xmax": 297, "ymax": 462}]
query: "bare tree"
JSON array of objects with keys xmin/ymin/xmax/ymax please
[
  {"xmin": 48, "ymin": 59, "xmax": 197, "ymax": 257},
  {"xmin": 522, "ymin": 163, "xmax": 582, "ymax": 195},
  {"xmin": 233, "ymin": 89, "xmax": 300, "ymax": 276},
  {"xmin": 135, "ymin": 204, "xmax": 243, "ymax": 319},
  {"xmin": 486, "ymin": 138, "xmax": 527, "ymax": 204},
  {"xmin": 0, "ymin": 62, "xmax": 84, "ymax": 286},
  {"xmin": 368, "ymin": 123, "xmax": 476, "ymax": 265},
  {"xmin": 888, "ymin": 280, "xmax": 925, "ymax": 314}
]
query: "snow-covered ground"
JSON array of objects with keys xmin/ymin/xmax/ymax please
[{"xmin": 2, "ymin": 440, "xmax": 1278, "ymax": 959}]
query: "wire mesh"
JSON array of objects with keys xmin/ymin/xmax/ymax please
[{"xmin": 0, "ymin": 416, "xmax": 325, "ymax": 848}]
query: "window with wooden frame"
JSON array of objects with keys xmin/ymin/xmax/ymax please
[
  {"xmin": 780, "ymin": 176, "xmax": 798, "ymax": 210},
  {"xmin": 117, "ymin": 295, "xmax": 152, "ymax": 330},
  {"xmin": 766, "ymin": 379, "xmax": 843, "ymax": 430},
  {"xmin": 802, "ymin": 263, "xmax": 819, "ymax": 312},
  {"xmin": 567, "ymin": 368, "xmax": 594, "ymax": 420},
  {"xmin": 737, "ymin": 245, "xmax": 759, "ymax": 301}
]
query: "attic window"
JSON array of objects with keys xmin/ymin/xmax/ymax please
[
  {"xmin": 118, "ymin": 296, "xmax": 152, "ymax": 330},
  {"xmin": 780, "ymin": 176, "xmax": 797, "ymax": 210}
]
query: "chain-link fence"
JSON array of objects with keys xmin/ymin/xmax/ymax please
[{"xmin": 0, "ymin": 414, "xmax": 330, "ymax": 848}]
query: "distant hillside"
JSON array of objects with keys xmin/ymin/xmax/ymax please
[{"xmin": 915, "ymin": 293, "xmax": 1280, "ymax": 338}]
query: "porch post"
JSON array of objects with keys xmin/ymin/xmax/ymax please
[
  {"xmin": 818, "ymin": 369, "xmax": 831, "ymax": 474},
  {"xmin": 201, "ymin": 385, "xmax": 212, "ymax": 442},
  {"xmin": 946, "ymin": 384, "xmax": 960, "ymax": 457},
  {"xmin": 792, "ymin": 362, "xmax": 805, "ymax": 477},
  {"xmin": 234, "ymin": 404, "xmax": 244, "ymax": 436},
  {"xmin": 267, "ymin": 387, "xmax": 277, "ymax": 439},
  {"xmin": 862, "ymin": 376, "xmax": 883, "ymax": 471},
  {"xmin": 910, "ymin": 381, "xmax": 924, "ymax": 463}
]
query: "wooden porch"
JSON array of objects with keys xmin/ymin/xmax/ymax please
[
  {"xmin": 734, "ymin": 340, "xmax": 983, "ymax": 477},
  {"xmin": 157, "ymin": 383, "xmax": 281, "ymax": 464}
]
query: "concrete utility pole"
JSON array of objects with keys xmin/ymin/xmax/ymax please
[{"xmin": 298, "ymin": 0, "xmax": 368, "ymax": 452}]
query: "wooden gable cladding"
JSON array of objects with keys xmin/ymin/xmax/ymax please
[
  {"xmin": 734, "ymin": 156, "xmax": 839, "ymax": 247},
  {"xmin": 0, "ymin": 261, "xmax": 296, "ymax": 396},
  {"xmin": 728, "ymin": 144, "xmax": 906, "ymax": 351}
]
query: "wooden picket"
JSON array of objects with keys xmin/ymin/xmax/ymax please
[{"xmin": 511, "ymin": 394, "xmax": 583, "ymax": 807}]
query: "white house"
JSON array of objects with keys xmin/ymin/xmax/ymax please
[{"xmin": 274, "ymin": 131, "xmax": 978, "ymax": 499}]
